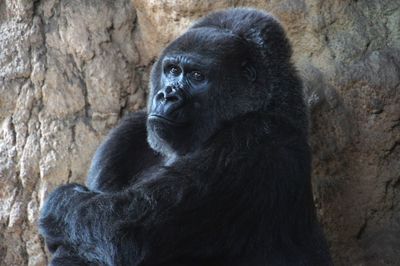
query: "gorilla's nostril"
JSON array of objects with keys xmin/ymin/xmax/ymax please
[
  {"xmin": 165, "ymin": 86, "xmax": 173, "ymax": 94},
  {"xmin": 156, "ymin": 91, "xmax": 165, "ymax": 102},
  {"xmin": 158, "ymin": 86, "xmax": 180, "ymax": 103}
]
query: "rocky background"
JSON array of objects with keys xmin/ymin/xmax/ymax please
[{"xmin": 0, "ymin": 0, "xmax": 399, "ymax": 265}]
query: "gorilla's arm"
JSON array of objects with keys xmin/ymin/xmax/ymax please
[
  {"xmin": 87, "ymin": 111, "xmax": 161, "ymax": 192},
  {"xmin": 40, "ymin": 157, "xmax": 211, "ymax": 265},
  {"xmin": 40, "ymin": 114, "xmax": 320, "ymax": 265}
]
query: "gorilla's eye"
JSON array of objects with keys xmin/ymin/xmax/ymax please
[
  {"xmin": 190, "ymin": 71, "xmax": 204, "ymax": 81},
  {"xmin": 168, "ymin": 65, "xmax": 181, "ymax": 76}
]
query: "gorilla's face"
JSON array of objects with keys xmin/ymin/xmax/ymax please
[
  {"xmin": 147, "ymin": 28, "xmax": 262, "ymax": 157},
  {"xmin": 147, "ymin": 51, "xmax": 219, "ymax": 156},
  {"xmin": 148, "ymin": 52, "xmax": 213, "ymax": 126}
]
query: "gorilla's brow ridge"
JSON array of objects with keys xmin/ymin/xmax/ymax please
[{"xmin": 163, "ymin": 54, "xmax": 219, "ymax": 69}]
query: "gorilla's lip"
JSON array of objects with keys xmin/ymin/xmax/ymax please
[{"xmin": 148, "ymin": 114, "xmax": 188, "ymax": 126}]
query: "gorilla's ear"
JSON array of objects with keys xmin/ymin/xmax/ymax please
[{"xmin": 241, "ymin": 61, "xmax": 257, "ymax": 82}]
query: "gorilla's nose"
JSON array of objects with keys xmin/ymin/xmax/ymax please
[
  {"xmin": 156, "ymin": 86, "xmax": 181, "ymax": 103},
  {"xmin": 153, "ymin": 86, "xmax": 185, "ymax": 117}
]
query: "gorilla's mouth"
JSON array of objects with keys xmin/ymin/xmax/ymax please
[{"xmin": 148, "ymin": 114, "xmax": 188, "ymax": 127}]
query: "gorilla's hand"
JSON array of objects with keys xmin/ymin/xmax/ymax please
[{"xmin": 39, "ymin": 183, "xmax": 94, "ymax": 253}]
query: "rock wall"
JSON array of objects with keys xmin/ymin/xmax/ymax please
[{"xmin": 0, "ymin": 0, "xmax": 399, "ymax": 265}]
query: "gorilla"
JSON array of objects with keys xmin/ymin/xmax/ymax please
[{"xmin": 39, "ymin": 8, "xmax": 332, "ymax": 266}]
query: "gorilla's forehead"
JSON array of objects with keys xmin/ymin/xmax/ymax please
[{"xmin": 165, "ymin": 27, "xmax": 246, "ymax": 59}]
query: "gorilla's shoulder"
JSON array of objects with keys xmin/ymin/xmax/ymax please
[{"xmin": 211, "ymin": 111, "xmax": 308, "ymax": 154}]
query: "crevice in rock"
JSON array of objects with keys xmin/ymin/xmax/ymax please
[{"xmin": 356, "ymin": 216, "xmax": 368, "ymax": 240}]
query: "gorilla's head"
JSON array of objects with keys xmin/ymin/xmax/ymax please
[{"xmin": 147, "ymin": 8, "xmax": 305, "ymax": 157}]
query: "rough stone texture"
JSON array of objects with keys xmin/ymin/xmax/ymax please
[
  {"xmin": 0, "ymin": 0, "xmax": 399, "ymax": 265},
  {"xmin": 0, "ymin": 1, "xmax": 143, "ymax": 265}
]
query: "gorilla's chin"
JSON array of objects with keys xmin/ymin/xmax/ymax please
[{"xmin": 147, "ymin": 117, "xmax": 193, "ymax": 156}]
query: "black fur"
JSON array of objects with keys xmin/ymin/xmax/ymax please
[{"xmin": 39, "ymin": 8, "xmax": 332, "ymax": 266}]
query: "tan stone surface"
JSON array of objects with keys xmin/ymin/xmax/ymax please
[
  {"xmin": 0, "ymin": 1, "xmax": 142, "ymax": 265},
  {"xmin": 0, "ymin": 0, "xmax": 399, "ymax": 265}
]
